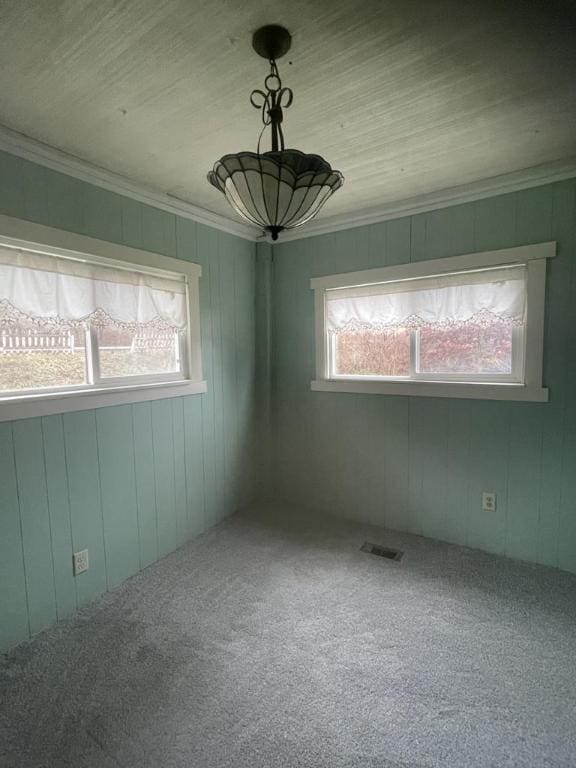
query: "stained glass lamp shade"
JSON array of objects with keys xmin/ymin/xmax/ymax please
[{"xmin": 207, "ymin": 25, "xmax": 344, "ymax": 240}]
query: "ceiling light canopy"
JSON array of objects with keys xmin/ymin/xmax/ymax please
[{"xmin": 208, "ymin": 25, "xmax": 344, "ymax": 241}]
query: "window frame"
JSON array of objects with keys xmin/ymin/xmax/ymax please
[
  {"xmin": 0, "ymin": 214, "xmax": 206, "ymax": 422},
  {"xmin": 311, "ymin": 242, "xmax": 555, "ymax": 402}
]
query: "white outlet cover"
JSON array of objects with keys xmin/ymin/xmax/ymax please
[
  {"xmin": 73, "ymin": 549, "xmax": 89, "ymax": 575},
  {"xmin": 482, "ymin": 492, "xmax": 496, "ymax": 512}
]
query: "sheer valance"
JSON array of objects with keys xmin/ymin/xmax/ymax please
[
  {"xmin": 0, "ymin": 245, "xmax": 187, "ymax": 330},
  {"xmin": 326, "ymin": 265, "xmax": 527, "ymax": 334}
]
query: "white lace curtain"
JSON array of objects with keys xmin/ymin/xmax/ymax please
[
  {"xmin": 326, "ymin": 265, "xmax": 526, "ymax": 333},
  {"xmin": 0, "ymin": 245, "xmax": 187, "ymax": 330}
]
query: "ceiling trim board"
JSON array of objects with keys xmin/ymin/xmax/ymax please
[
  {"xmin": 275, "ymin": 157, "xmax": 576, "ymax": 242},
  {"xmin": 0, "ymin": 124, "xmax": 259, "ymax": 241},
  {"xmin": 1, "ymin": 124, "xmax": 575, "ymax": 246}
]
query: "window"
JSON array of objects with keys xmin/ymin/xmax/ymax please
[
  {"xmin": 0, "ymin": 215, "xmax": 205, "ymax": 420},
  {"xmin": 311, "ymin": 242, "xmax": 554, "ymax": 401}
]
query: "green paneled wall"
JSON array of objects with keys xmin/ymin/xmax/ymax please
[
  {"xmin": 1, "ymin": 146, "xmax": 575, "ymax": 654},
  {"xmin": 270, "ymin": 179, "xmax": 576, "ymax": 574},
  {"xmin": 0, "ymin": 151, "xmax": 257, "ymax": 653}
]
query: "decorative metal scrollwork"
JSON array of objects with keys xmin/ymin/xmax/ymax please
[{"xmin": 249, "ymin": 60, "xmax": 293, "ymax": 151}]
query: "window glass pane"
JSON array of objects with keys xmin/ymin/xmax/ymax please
[
  {"xmin": 333, "ymin": 329, "xmax": 411, "ymax": 377},
  {"xmin": 0, "ymin": 322, "xmax": 86, "ymax": 392},
  {"xmin": 96, "ymin": 325, "xmax": 181, "ymax": 379},
  {"xmin": 417, "ymin": 323, "xmax": 514, "ymax": 375}
]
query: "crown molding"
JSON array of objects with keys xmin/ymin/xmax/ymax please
[
  {"xmin": 276, "ymin": 157, "xmax": 576, "ymax": 243},
  {"xmin": 1, "ymin": 123, "xmax": 574, "ymax": 246},
  {"xmin": 0, "ymin": 124, "xmax": 260, "ymax": 241}
]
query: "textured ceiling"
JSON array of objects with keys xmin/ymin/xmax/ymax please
[{"xmin": 0, "ymin": 0, "xmax": 575, "ymax": 224}]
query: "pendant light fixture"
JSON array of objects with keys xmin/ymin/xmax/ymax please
[{"xmin": 208, "ymin": 25, "xmax": 344, "ymax": 240}]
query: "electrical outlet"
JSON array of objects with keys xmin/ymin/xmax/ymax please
[
  {"xmin": 482, "ymin": 492, "xmax": 496, "ymax": 512},
  {"xmin": 73, "ymin": 549, "xmax": 89, "ymax": 576}
]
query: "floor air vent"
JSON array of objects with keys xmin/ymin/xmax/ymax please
[{"xmin": 361, "ymin": 542, "xmax": 403, "ymax": 561}]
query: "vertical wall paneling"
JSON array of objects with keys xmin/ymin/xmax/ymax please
[
  {"xmin": 176, "ymin": 217, "xmax": 208, "ymax": 537},
  {"xmin": 538, "ymin": 181, "xmax": 574, "ymax": 568},
  {"xmin": 442, "ymin": 400, "xmax": 471, "ymax": 546},
  {"xmin": 183, "ymin": 394, "xmax": 206, "ymax": 537},
  {"xmin": 210, "ymin": 232, "xmax": 226, "ymax": 523},
  {"xmin": 22, "ymin": 161, "xmax": 49, "ymax": 225},
  {"xmin": 195, "ymin": 224, "xmax": 218, "ymax": 529},
  {"xmin": 0, "ymin": 151, "xmax": 258, "ymax": 653},
  {"xmin": 0, "ymin": 153, "xmax": 24, "ymax": 218},
  {"xmin": 235, "ymin": 239, "xmax": 257, "ymax": 505},
  {"xmin": 255, "ymin": 243, "xmax": 273, "ymax": 498},
  {"xmin": 220, "ymin": 235, "xmax": 237, "ymax": 516},
  {"xmin": 1, "ymin": 145, "xmax": 573, "ymax": 653},
  {"xmin": 408, "ymin": 398, "xmax": 450, "ymax": 539},
  {"xmin": 96, "ymin": 405, "xmax": 140, "ymax": 588},
  {"xmin": 351, "ymin": 395, "xmax": 387, "ymax": 526},
  {"xmin": 385, "ymin": 217, "xmax": 411, "ymax": 266},
  {"xmin": 47, "ymin": 170, "xmax": 85, "ymax": 234},
  {"xmin": 0, "ymin": 423, "xmax": 29, "ymax": 648},
  {"xmin": 557, "ymin": 182, "xmax": 576, "ymax": 573},
  {"xmin": 63, "ymin": 410, "xmax": 108, "ymax": 606},
  {"xmin": 465, "ymin": 402, "xmax": 510, "ymax": 555},
  {"xmin": 83, "ymin": 185, "xmax": 123, "ymax": 244},
  {"xmin": 381, "ymin": 396, "xmax": 410, "ymax": 532},
  {"xmin": 121, "ymin": 196, "xmax": 144, "ymax": 250},
  {"xmin": 41, "ymin": 415, "xmax": 77, "ymax": 620},
  {"xmin": 141, "ymin": 205, "xmax": 177, "ymax": 258},
  {"xmin": 449, "ymin": 204, "xmax": 475, "ymax": 257},
  {"xmin": 132, "ymin": 402, "xmax": 159, "ymax": 569},
  {"xmin": 12, "ymin": 418, "xmax": 57, "ymax": 635},
  {"xmin": 151, "ymin": 398, "xmax": 178, "ymax": 557},
  {"xmin": 271, "ymin": 178, "xmax": 576, "ymax": 575},
  {"xmin": 172, "ymin": 397, "xmax": 188, "ymax": 545}
]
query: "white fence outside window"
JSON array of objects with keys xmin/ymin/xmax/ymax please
[{"xmin": 0, "ymin": 329, "xmax": 76, "ymax": 353}]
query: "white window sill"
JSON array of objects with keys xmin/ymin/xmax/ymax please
[
  {"xmin": 0, "ymin": 379, "xmax": 208, "ymax": 422},
  {"xmin": 311, "ymin": 378, "xmax": 549, "ymax": 402}
]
